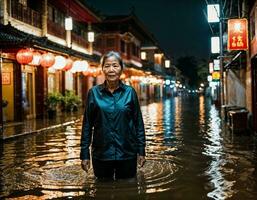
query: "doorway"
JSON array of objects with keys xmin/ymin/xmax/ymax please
[{"xmin": 21, "ymin": 65, "xmax": 36, "ymax": 119}]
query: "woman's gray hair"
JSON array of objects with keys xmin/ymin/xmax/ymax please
[{"xmin": 100, "ymin": 51, "xmax": 124, "ymax": 69}]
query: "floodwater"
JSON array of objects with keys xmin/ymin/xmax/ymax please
[{"xmin": 1, "ymin": 96, "xmax": 257, "ymax": 200}]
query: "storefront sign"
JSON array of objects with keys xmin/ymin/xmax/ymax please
[
  {"xmin": 212, "ymin": 71, "xmax": 220, "ymax": 80},
  {"xmin": 2, "ymin": 72, "xmax": 11, "ymax": 85},
  {"xmin": 213, "ymin": 59, "xmax": 220, "ymax": 71},
  {"xmin": 209, "ymin": 62, "xmax": 214, "ymax": 73},
  {"xmin": 227, "ymin": 18, "xmax": 248, "ymax": 51}
]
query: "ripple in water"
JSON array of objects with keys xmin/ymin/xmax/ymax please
[{"xmin": 8, "ymin": 159, "xmax": 178, "ymax": 199}]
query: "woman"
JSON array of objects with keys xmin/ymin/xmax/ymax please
[{"xmin": 80, "ymin": 51, "xmax": 146, "ymax": 180}]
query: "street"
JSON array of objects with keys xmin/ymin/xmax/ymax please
[{"xmin": 1, "ymin": 95, "xmax": 257, "ymax": 199}]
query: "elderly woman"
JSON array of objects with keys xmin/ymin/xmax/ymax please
[{"xmin": 80, "ymin": 51, "xmax": 146, "ymax": 180}]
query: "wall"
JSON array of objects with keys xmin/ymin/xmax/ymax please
[
  {"xmin": 2, "ymin": 62, "xmax": 14, "ymax": 121},
  {"xmin": 227, "ymin": 69, "xmax": 246, "ymax": 106}
]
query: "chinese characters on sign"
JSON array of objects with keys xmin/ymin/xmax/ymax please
[
  {"xmin": 227, "ymin": 18, "xmax": 248, "ymax": 51},
  {"xmin": 2, "ymin": 72, "xmax": 11, "ymax": 85}
]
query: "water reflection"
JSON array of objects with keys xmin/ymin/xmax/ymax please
[
  {"xmin": 203, "ymin": 104, "xmax": 234, "ymax": 199},
  {"xmin": 1, "ymin": 96, "xmax": 257, "ymax": 199}
]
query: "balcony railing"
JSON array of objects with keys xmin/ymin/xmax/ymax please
[
  {"xmin": 47, "ymin": 20, "xmax": 66, "ymax": 40},
  {"xmin": 71, "ymin": 32, "xmax": 89, "ymax": 49},
  {"xmin": 11, "ymin": 3, "xmax": 41, "ymax": 28}
]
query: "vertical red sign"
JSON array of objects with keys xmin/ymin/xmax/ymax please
[{"xmin": 227, "ymin": 18, "xmax": 248, "ymax": 51}]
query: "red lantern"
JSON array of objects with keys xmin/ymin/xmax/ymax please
[
  {"xmin": 91, "ymin": 68, "xmax": 98, "ymax": 77},
  {"xmin": 16, "ymin": 48, "xmax": 33, "ymax": 64},
  {"xmin": 82, "ymin": 70, "xmax": 90, "ymax": 76},
  {"xmin": 63, "ymin": 58, "xmax": 73, "ymax": 71},
  {"xmin": 40, "ymin": 53, "xmax": 55, "ymax": 68}
]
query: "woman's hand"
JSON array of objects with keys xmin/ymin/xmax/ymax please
[
  {"xmin": 81, "ymin": 159, "xmax": 90, "ymax": 172},
  {"xmin": 138, "ymin": 156, "xmax": 146, "ymax": 168}
]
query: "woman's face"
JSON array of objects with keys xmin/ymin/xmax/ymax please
[{"xmin": 102, "ymin": 56, "xmax": 122, "ymax": 82}]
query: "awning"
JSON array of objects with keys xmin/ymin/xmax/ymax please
[
  {"xmin": 223, "ymin": 51, "xmax": 246, "ymax": 70},
  {"xmin": 0, "ymin": 23, "xmax": 100, "ymax": 62}
]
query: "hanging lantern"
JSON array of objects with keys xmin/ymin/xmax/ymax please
[
  {"xmin": 120, "ymin": 73, "xmax": 126, "ymax": 79},
  {"xmin": 82, "ymin": 70, "xmax": 90, "ymax": 76},
  {"xmin": 71, "ymin": 60, "xmax": 89, "ymax": 73},
  {"xmin": 97, "ymin": 68, "xmax": 102, "ymax": 76},
  {"xmin": 91, "ymin": 68, "xmax": 98, "ymax": 77},
  {"xmin": 88, "ymin": 31, "xmax": 95, "ymax": 42},
  {"xmin": 71, "ymin": 60, "xmax": 80, "ymax": 73},
  {"xmin": 16, "ymin": 48, "xmax": 33, "ymax": 64},
  {"xmin": 52, "ymin": 55, "xmax": 66, "ymax": 70},
  {"xmin": 29, "ymin": 51, "xmax": 42, "ymax": 66},
  {"xmin": 65, "ymin": 17, "xmax": 73, "ymax": 31},
  {"xmin": 40, "ymin": 53, "xmax": 55, "ymax": 68},
  {"xmin": 80, "ymin": 60, "xmax": 89, "ymax": 72},
  {"xmin": 63, "ymin": 58, "xmax": 73, "ymax": 71}
]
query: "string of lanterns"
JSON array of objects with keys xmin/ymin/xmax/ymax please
[{"xmin": 16, "ymin": 48, "xmax": 101, "ymax": 76}]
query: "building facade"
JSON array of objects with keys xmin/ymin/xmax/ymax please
[{"xmin": 0, "ymin": 0, "xmax": 101, "ymax": 122}]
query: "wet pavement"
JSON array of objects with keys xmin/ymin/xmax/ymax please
[
  {"xmin": 1, "ymin": 110, "xmax": 82, "ymax": 139},
  {"xmin": 1, "ymin": 95, "xmax": 257, "ymax": 199}
]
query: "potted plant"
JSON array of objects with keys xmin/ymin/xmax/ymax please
[
  {"xmin": 62, "ymin": 90, "xmax": 82, "ymax": 112},
  {"xmin": 2, "ymin": 99, "xmax": 8, "ymax": 122},
  {"xmin": 45, "ymin": 92, "xmax": 63, "ymax": 118},
  {"xmin": 2, "ymin": 99, "xmax": 8, "ymax": 108}
]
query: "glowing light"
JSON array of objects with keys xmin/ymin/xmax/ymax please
[
  {"xmin": 165, "ymin": 60, "xmax": 170, "ymax": 68},
  {"xmin": 211, "ymin": 37, "xmax": 220, "ymax": 54},
  {"xmin": 16, "ymin": 48, "xmax": 33, "ymax": 64},
  {"xmin": 65, "ymin": 17, "xmax": 73, "ymax": 31},
  {"xmin": 165, "ymin": 80, "xmax": 171, "ymax": 85},
  {"xmin": 207, "ymin": 4, "xmax": 220, "ymax": 23},
  {"xmin": 88, "ymin": 31, "xmax": 95, "ymax": 42},
  {"xmin": 141, "ymin": 52, "xmax": 146, "ymax": 60},
  {"xmin": 29, "ymin": 51, "xmax": 42, "ymax": 66},
  {"xmin": 52, "ymin": 56, "xmax": 66, "ymax": 70}
]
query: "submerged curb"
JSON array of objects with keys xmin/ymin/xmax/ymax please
[{"xmin": 2, "ymin": 119, "xmax": 81, "ymax": 140}]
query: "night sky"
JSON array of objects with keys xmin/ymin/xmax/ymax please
[{"xmin": 87, "ymin": 0, "xmax": 212, "ymax": 62}]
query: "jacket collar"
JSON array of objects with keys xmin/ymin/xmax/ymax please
[{"xmin": 99, "ymin": 80, "xmax": 126, "ymax": 92}]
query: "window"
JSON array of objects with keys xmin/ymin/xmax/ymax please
[
  {"xmin": 132, "ymin": 43, "xmax": 139, "ymax": 56},
  {"xmin": 95, "ymin": 38, "xmax": 102, "ymax": 48},
  {"xmin": 106, "ymin": 38, "xmax": 115, "ymax": 47},
  {"xmin": 47, "ymin": 5, "xmax": 54, "ymax": 21},
  {"xmin": 47, "ymin": 5, "xmax": 65, "ymax": 27},
  {"xmin": 48, "ymin": 73, "xmax": 56, "ymax": 93}
]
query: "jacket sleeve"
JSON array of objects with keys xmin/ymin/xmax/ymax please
[
  {"xmin": 132, "ymin": 88, "xmax": 146, "ymax": 156},
  {"xmin": 80, "ymin": 89, "xmax": 94, "ymax": 160}
]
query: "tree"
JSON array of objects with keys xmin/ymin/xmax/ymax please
[
  {"xmin": 176, "ymin": 56, "xmax": 198, "ymax": 88},
  {"xmin": 197, "ymin": 58, "xmax": 209, "ymax": 86}
]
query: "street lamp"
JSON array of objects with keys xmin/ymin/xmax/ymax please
[
  {"xmin": 211, "ymin": 37, "xmax": 220, "ymax": 53},
  {"xmin": 207, "ymin": 4, "xmax": 220, "ymax": 23},
  {"xmin": 207, "ymin": 1, "xmax": 224, "ymax": 106}
]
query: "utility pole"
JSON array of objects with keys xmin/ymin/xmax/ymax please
[{"xmin": 219, "ymin": 0, "xmax": 224, "ymax": 106}]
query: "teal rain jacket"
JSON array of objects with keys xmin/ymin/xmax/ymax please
[{"xmin": 80, "ymin": 81, "xmax": 146, "ymax": 161}]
